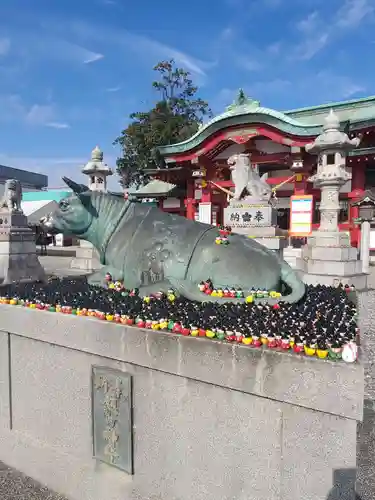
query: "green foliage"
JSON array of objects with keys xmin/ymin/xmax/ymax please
[{"xmin": 114, "ymin": 60, "xmax": 212, "ymax": 188}]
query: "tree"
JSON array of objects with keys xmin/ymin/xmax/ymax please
[{"xmin": 114, "ymin": 60, "xmax": 212, "ymax": 188}]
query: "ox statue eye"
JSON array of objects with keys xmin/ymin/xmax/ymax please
[{"xmin": 59, "ymin": 200, "xmax": 69, "ymax": 211}]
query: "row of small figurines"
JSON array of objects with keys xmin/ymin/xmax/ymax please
[{"xmin": 0, "ymin": 298, "xmax": 358, "ymax": 362}]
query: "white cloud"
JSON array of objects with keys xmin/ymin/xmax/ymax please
[
  {"xmin": 220, "ymin": 27, "xmax": 234, "ymax": 41},
  {"xmin": 0, "ymin": 95, "xmax": 70, "ymax": 129},
  {"xmin": 291, "ymin": 1, "xmax": 373, "ymax": 62},
  {"xmin": 0, "ymin": 38, "xmax": 10, "ymax": 56},
  {"xmin": 42, "ymin": 38, "xmax": 104, "ymax": 65},
  {"xmin": 68, "ymin": 21, "xmax": 211, "ymax": 77},
  {"xmin": 46, "ymin": 122, "xmax": 70, "ymax": 129},
  {"xmin": 296, "ymin": 11, "xmax": 320, "ymax": 33},
  {"xmin": 291, "ymin": 33, "xmax": 329, "ymax": 61},
  {"xmin": 336, "ymin": 0, "xmax": 374, "ymax": 28},
  {"xmin": 9, "ymin": 31, "xmax": 104, "ymax": 66},
  {"xmin": 122, "ymin": 34, "xmax": 209, "ymax": 76},
  {"xmin": 26, "ymin": 104, "xmax": 55, "ymax": 125},
  {"xmin": 266, "ymin": 42, "xmax": 282, "ymax": 55},
  {"xmin": 233, "ymin": 54, "xmax": 263, "ymax": 71},
  {"xmin": 106, "ymin": 86, "xmax": 121, "ymax": 92}
]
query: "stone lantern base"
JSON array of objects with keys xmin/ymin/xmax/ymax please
[
  {"xmin": 296, "ymin": 230, "xmax": 368, "ymax": 289},
  {"xmin": 70, "ymin": 240, "xmax": 101, "ymax": 272},
  {"xmin": 0, "ymin": 211, "xmax": 46, "ymax": 284}
]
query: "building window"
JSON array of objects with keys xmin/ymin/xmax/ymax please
[
  {"xmin": 97, "ymin": 177, "xmax": 104, "ymax": 184},
  {"xmin": 90, "ymin": 176, "xmax": 95, "ymax": 184}
]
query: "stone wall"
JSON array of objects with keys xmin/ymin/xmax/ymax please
[{"xmin": 0, "ymin": 306, "xmax": 364, "ymax": 500}]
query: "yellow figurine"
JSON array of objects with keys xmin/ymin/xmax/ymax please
[{"xmin": 242, "ymin": 337, "xmax": 253, "ymax": 345}]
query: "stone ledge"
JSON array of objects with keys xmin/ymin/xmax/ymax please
[{"xmin": 0, "ymin": 304, "xmax": 364, "ymax": 421}]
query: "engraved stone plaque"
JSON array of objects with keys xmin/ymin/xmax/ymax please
[
  {"xmin": 224, "ymin": 202, "xmax": 276, "ymax": 234},
  {"xmin": 92, "ymin": 366, "xmax": 133, "ymax": 474}
]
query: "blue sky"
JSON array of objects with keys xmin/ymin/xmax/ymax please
[{"xmin": 0, "ymin": 0, "xmax": 373, "ymax": 188}]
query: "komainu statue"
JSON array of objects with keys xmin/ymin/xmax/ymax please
[
  {"xmin": 1, "ymin": 179, "xmax": 22, "ymax": 212},
  {"xmin": 41, "ymin": 176, "xmax": 306, "ymax": 304},
  {"xmin": 228, "ymin": 153, "xmax": 272, "ymax": 202}
]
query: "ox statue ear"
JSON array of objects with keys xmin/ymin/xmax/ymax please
[{"xmin": 62, "ymin": 177, "xmax": 88, "ymax": 194}]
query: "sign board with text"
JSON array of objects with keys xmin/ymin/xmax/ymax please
[
  {"xmin": 224, "ymin": 202, "xmax": 276, "ymax": 235},
  {"xmin": 289, "ymin": 195, "xmax": 313, "ymax": 237}
]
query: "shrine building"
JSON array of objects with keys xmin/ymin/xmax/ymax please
[{"xmin": 152, "ymin": 90, "xmax": 375, "ymax": 247}]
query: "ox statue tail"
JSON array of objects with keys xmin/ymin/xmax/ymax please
[{"xmin": 278, "ymin": 260, "xmax": 305, "ymax": 304}]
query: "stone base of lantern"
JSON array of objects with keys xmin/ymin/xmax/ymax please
[
  {"xmin": 283, "ymin": 246, "xmax": 303, "ymax": 269},
  {"xmin": 0, "ymin": 211, "xmax": 46, "ymax": 284},
  {"xmin": 297, "ymin": 230, "xmax": 368, "ymax": 289},
  {"xmin": 246, "ymin": 227, "xmax": 288, "ymax": 256},
  {"xmin": 70, "ymin": 240, "xmax": 101, "ymax": 272},
  {"xmin": 306, "ymin": 230, "xmax": 352, "ymax": 248}
]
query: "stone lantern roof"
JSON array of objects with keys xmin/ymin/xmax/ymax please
[
  {"xmin": 82, "ymin": 146, "xmax": 113, "ymax": 176},
  {"xmin": 305, "ymin": 110, "xmax": 362, "ymax": 154}
]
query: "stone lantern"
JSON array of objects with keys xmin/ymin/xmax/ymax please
[
  {"xmin": 305, "ymin": 109, "xmax": 361, "ymax": 247},
  {"xmin": 297, "ymin": 109, "xmax": 367, "ymax": 287},
  {"xmin": 71, "ymin": 146, "xmax": 113, "ymax": 272},
  {"xmin": 82, "ymin": 146, "xmax": 113, "ymax": 192}
]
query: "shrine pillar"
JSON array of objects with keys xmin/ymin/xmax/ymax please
[
  {"xmin": 290, "ymin": 148, "xmax": 312, "ymax": 196},
  {"xmin": 198, "ymin": 180, "xmax": 213, "ymax": 224},
  {"xmin": 192, "ymin": 159, "xmax": 214, "ymax": 225},
  {"xmin": 185, "ymin": 178, "xmax": 196, "ymax": 220},
  {"xmin": 348, "ymin": 161, "xmax": 366, "ymax": 246}
]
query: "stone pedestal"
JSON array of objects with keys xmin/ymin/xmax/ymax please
[
  {"xmin": 70, "ymin": 240, "xmax": 100, "ymax": 272},
  {"xmin": 0, "ymin": 211, "xmax": 46, "ymax": 284},
  {"xmin": 297, "ymin": 230, "xmax": 367, "ymax": 288},
  {"xmin": 224, "ymin": 200, "xmax": 287, "ymax": 254},
  {"xmin": 283, "ymin": 246, "xmax": 302, "ymax": 269}
]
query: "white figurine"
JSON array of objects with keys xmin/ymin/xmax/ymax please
[{"xmin": 342, "ymin": 341, "xmax": 358, "ymax": 363}]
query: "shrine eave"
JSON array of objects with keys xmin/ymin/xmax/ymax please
[
  {"xmin": 128, "ymin": 179, "xmax": 178, "ymax": 197},
  {"xmin": 157, "ymin": 92, "xmax": 375, "ymax": 158},
  {"xmin": 349, "ymin": 146, "xmax": 375, "ymax": 157},
  {"xmin": 285, "ymin": 95, "xmax": 375, "ymax": 125},
  {"xmin": 157, "ymin": 112, "xmax": 320, "ymax": 157}
]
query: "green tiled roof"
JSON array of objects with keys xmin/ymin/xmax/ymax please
[
  {"xmin": 157, "ymin": 90, "xmax": 375, "ymax": 157},
  {"xmin": 284, "ymin": 96, "xmax": 375, "ymax": 126},
  {"xmin": 128, "ymin": 180, "xmax": 177, "ymax": 197}
]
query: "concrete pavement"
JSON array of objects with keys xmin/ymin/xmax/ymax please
[{"xmin": 0, "ymin": 462, "xmax": 66, "ymax": 500}]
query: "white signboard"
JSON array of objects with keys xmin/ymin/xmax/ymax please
[
  {"xmin": 289, "ymin": 195, "xmax": 313, "ymax": 236},
  {"xmin": 198, "ymin": 203, "xmax": 212, "ymax": 225}
]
